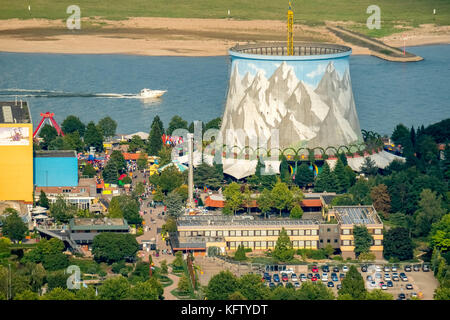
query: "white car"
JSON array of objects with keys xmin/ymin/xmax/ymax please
[
  {"xmin": 381, "ymin": 284, "xmax": 388, "ymax": 290},
  {"xmin": 321, "ymin": 273, "xmax": 328, "ymax": 281},
  {"xmin": 401, "ymin": 276, "xmax": 408, "ymax": 282},
  {"xmin": 342, "ymin": 266, "xmax": 349, "ymax": 272},
  {"xmin": 384, "ymin": 273, "xmax": 391, "ymax": 281},
  {"xmin": 375, "ymin": 265, "xmax": 382, "ymax": 272},
  {"xmin": 370, "ymin": 281, "xmax": 376, "ymax": 288},
  {"xmin": 291, "ymin": 274, "xmax": 298, "ymax": 282},
  {"xmin": 392, "ymin": 266, "xmax": 398, "ymax": 272}
]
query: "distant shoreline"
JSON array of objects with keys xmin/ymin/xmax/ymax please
[{"xmin": 0, "ymin": 18, "xmax": 448, "ymax": 57}]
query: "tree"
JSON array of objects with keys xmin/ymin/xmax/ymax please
[
  {"xmin": 338, "ymin": 265, "xmax": 367, "ymax": 300},
  {"xmin": 43, "ymin": 287, "xmax": 76, "ymax": 300},
  {"xmin": 273, "ymin": 228, "xmax": 295, "ymax": 262},
  {"xmin": 50, "ymin": 195, "xmax": 76, "ymax": 223},
  {"xmin": 237, "ymin": 274, "xmax": 270, "ymax": 300},
  {"xmin": 62, "ymin": 131, "xmax": 85, "ymax": 152},
  {"xmin": 434, "ymin": 286, "xmax": 450, "ymax": 300},
  {"xmin": 360, "ymin": 157, "xmax": 378, "ymax": 176},
  {"xmin": 295, "ymin": 281, "xmax": 335, "ymax": 300},
  {"xmin": 370, "ymin": 184, "xmax": 391, "ymax": 218},
  {"xmin": 14, "ymin": 289, "xmax": 40, "ymax": 300},
  {"xmin": 366, "ymin": 289, "xmax": 394, "ymax": 300},
  {"xmin": 157, "ymin": 145, "xmax": 173, "ymax": 167},
  {"xmin": 279, "ymin": 156, "xmax": 291, "ymax": 183},
  {"xmin": 62, "ymin": 115, "xmax": 85, "ymax": 136},
  {"xmin": 257, "ymin": 188, "xmax": 273, "ymax": 218},
  {"xmin": 194, "ymin": 163, "xmax": 223, "ymax": 190},
  {"xmin": 75, "ymin": 286, "xmax": 98, "ymax": 300},
  {"xmin": 167, "ymin": 115, "xmax": 188, "ymax": 135},
  {"xmin": 330, "ymin": 194, "xmax": 355, "ymax": 206},
  {"xmin": 82, "ymin": 163, "xmax": 97, "ymax": 178},
  {"xmin": 353, "ymin": 225, "xmax": 373, "ymax": 257},
  {"xmin": 1, "ymin": 209, "xmax": 27, "ymax": 242},
  {"xmin": 271, "ymin": 180, "xmax": 293, "ymax": 216},
  {"xmin": 128, "ymin": 135, "xmax": 145, "ymax": 153},
  {"xmin": 160, "ymin": 260, "xmax": 168, "ymax": 275},
  {"xmin": 84, "ymin": 121, "xmax": 104, "ymax": 152},
  {"xmin": 129, "ymin": 280, "xmax": 160, "ymax": 300},
  {"xmin": 206, "ymin": 271, "xmax": 238, "ymax": 300},
  {"xmin": 109, "ymin": 150, "xmax": 127, "ymax": 173},
  {"xmin": 39, "ymin": 124, "xmax": 58, "ymax": 149},
  {"xmin": 137, "ymin": 153, "xmax": 148, "ymax": 170},
  {"xmin": 314, "ymin": 162, "xmax": 337, "ymax": 193},
  {"xmin": 150, "ymin": 165, "xmax": 184, "ymax": 194},
  {"xmin": 234, "ymin": 245, "xmax": 247, "ymax": 261},
  {"xmin": 349, "ymin": 178, "xmax": 372, "ymax": 205},
  {"xmin": 294, "ymin": 162, "xmax": 314, "ymax": 188},
  {"xmin": 391, "ymin": 124, "xmax": 410, "ymax": 146},
  {"xmin": 97, "ymin": 116, "xmax": 117, "ymax": 139},
  {"xmin": 177, "ymin": 274, "xmax": 190, "ymax": 294},
  {"xmin": 172, "ymin": 251, "xmax": 184, "ymax": 270},
  {"xmin": 108, "ymin": 196, "xmax": 123, "ymax": 218},
  {"xmin": 164, "ymin": 191, "xmax": 184, "ymax": 217},
  {"xmin": 148, "ymin": 116, "xmax": 164, "ymax": 155},
  {"xmin": 383, "ymin": 227, "xmax": 414, "ymax": 261},
  {"xmin": 223, "ymin": 182, "xmax": 244, "ymax": 215},
  {"xmin": 92, "ymin": 233, "xmax": 139, "ymax": 264},
  {"xmin": 414, "ymin": 189, "xmax": 447, "ymax": 237},
  {"xmin": 431, "ymin": 214, "xmax": 450, "ymax": 252},
  {"xmin": 103, "ymin": 161, "xmax": 119, "ymax": 184},
  {"xmin": 289, "ymin": 204, "xmax": 303, "ymax": 219},
  {"xmin": 110, "ymin": 195, "xmax": 141, "ymax": 224},
  {"xmin": 333, "ymin": 158, "xmax": 350, "ymax": 193},
  {"xmin": 98, "ymin": 276, "xmax": 131, "ymax": 300}
]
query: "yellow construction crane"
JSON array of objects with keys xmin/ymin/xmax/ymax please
[{"xmin": 287, "ymin": 1, "xmax": 294, "ymax": 55}]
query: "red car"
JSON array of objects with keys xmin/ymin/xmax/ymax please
[
  {"xmin": 379, "ymin": 281, "xmax": 385, "ymax": 287},
  {"xmin": 311, "ymin": 276, "xmax": 318, "ymax": 282},
  {"xmin": 312, "ymin": 266, "xmax": 319, "ymax": 273},
  {"xmin": 281, "ymin": 274, "xmax": 289, "ymax": 282}
]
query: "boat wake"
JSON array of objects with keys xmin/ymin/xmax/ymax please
[{"xmin": 0, "ymin": 88, "xmax": 150, "ymax": 99}]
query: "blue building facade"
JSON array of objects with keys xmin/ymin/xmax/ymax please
[{"xmin": 33, "ymin": 150, "xmax": 78, "ymax": 187}]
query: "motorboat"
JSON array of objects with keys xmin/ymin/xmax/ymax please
[{"xmin": 139, "ymin": 88, "xmax": 166, "ymax": 98}]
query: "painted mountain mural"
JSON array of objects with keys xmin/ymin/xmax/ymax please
[{"xmin": 220, "ymin": 61, "xmax": 363, "ymax": 152}]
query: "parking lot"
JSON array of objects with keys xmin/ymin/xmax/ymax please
[{"xmin": 262, "ymin": 263, "xmax": 439, "ymax": 300}]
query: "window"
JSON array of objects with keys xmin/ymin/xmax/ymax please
[
  {"xmin": 255, "ymin": 230, "xmax": 261, "ymax": 236},
  {"xmin": 248, "ymin": 230, "xmax": 254, "ymax": 236},
  {"xmin": 274, "ymin": 230, "xmax": 280, "ymax": 236},
  {"xmin": 242, "ymin": 230, "xmax": 248, "ymax": 236},
  {"xmin": 268, "ymin": 230, "xmax": 274, "ymax": 236},
  {"xmin": 342, "ymin": 229, "xmax": 350, "ymax": 235},
  {"xmin": 205, "ymin": 231, "xmax": 210, "ymax": 237},
  {"xmin": 223, "ymin": 230, "xmax": 229, "ymax": 237},
  {"xmin": 374, "ymin": 239, "xmax": 382, "ymax": 246},
  {"xmin": 217, "ymin": 231, "xmax": 223, "ymax": 236},
  {"xmin": 293, "ymin": 240, "xmax": 298, "ymax": 247},
  {"xmin": 248, "ymin": 241, "xmax": 254, "ymax": 248},
  {"xmin": 342, "ymin": 240, "xmax": 350, "ymax": 246},
  {"xmin": 299, "ymin": 241, "xmax": 304, "ymax": 248},
  {"xmin": 299, "ymin": 230, "xmax": 305, "ymax": 236},
  {"xmin": 311, "ymin": 240, "xmax": 317, "ymax": 248},
  {"xmin": 230, "ymin": 230, "xmax": 236, "ymax": 236},
  {"xmin": 286, "ymin": 230, "xmax": 292, "ymax": 236},
  {"xmin": 179, "ymin": 232, "xmax": 186, "ymax": 237},
  {"xmin": 210, "ymin": 230, "xmax": 216, "ymax": 237},
  {"xmin": 261, "ymin": 241, "xmax": 267, "ymax": 248},
  {"xmin": 230, "ymin": 242, "xmax": 236, "ymax": 248},
  {"xmin": 327, "ymin": 239, "xmax": 330, "ymax": 243},
  {"xmin": 261, "ymin": 230, "xmax": 267, "ymax": 236},
  {"xmin": 192, "ymin": 231, "xmax": 198, "ymax": 236},
  {"xmin": 255, "ymin": 241, "xmax": 261, "ymax": 247},
  {"xmin": 334, "ymin": 228, "xmax": 338, "ymax": 233},
  {"xmin": 268, "ymin": 241, "xmax": 274, "ymax": 247},
  {"xmin": 292, "ymin": 230, "xmax": 299, "ymax": 236},
  {"xmin": 311, "ymin": 229, "xmax": 317, "ymax": 236},
  {"xmin": 243, "ymin": 241, "xmax": 248, "ymax": 247},
  {"xmin": 305, "ymin": 229, "xmax": 311, "ymax": 236},
  {"xmin": 236, "ymin": 230, "xmax": 242, "ymax": 236},
  {"xmin": 334, "ymin": 239, "xmax": 338, "ymax": 243},
  {"xmin": 320, "ymin": 239, "xmax": 323, "ymax": 243},
  {"xmin": 374, "ymin": 229, "xmax": 382, "ymax": 235},
  {"xmin": 327, "ymin": 228, "xmax": 331, "ymax": 232},
  {"xmin": 305, "ymin": 241, "xmax": 311, "ymax": 248}
]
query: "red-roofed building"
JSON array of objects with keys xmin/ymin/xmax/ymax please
[
  {"xmin": 204, "ymin": 195, "xmax": 225, "ymax": 208},
  {"xmin": 300, "ymin": 198, "xmax": 323, "ymax": 213},
  {"xmin": 122, "ymin": 153, "xmax": 147, "ymax": 161}
]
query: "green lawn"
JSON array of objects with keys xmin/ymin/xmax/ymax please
[{"xmin": 1, "ymin": 0, "xmax": 449, "ymax": 27}]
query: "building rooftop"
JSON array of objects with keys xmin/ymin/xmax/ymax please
[
  {"xmin": 177, "ymin": 215, "xmax": 320, "ymax": 227},
  {"xmin": 333, "ymin": 206, "xmax": 382, "ymax": 225},
  {"xmin": 34, "ymin": 150, "xmax": 77, "ymax": 158},
  {"xmin": 69, "ymin": 218, "xmax": 129, "ymax": 231},
  {"xmin": 0, "ymin": 101, "xmax": 31, "ymax": 124}
]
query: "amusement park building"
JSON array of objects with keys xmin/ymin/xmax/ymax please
[{"xmin": 0, "ymin": 101, "xmax": 33, "ymax": 202}]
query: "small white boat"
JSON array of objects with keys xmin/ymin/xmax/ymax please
[{"xmin": 139, "ymin": 88, "xmax": 166, "ymax": 99}]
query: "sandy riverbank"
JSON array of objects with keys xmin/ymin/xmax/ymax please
[{"xmin": 0, "ymin": 18, "xmax": 448, "ymax": 56}]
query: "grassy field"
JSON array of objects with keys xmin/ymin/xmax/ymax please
[{"xmin": 1, "ymin": 0, "xmax": 449, "ymax": 27}]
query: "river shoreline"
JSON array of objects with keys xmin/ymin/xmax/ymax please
[{"xmin": 0, "ymin": 18, "xmax": 448, "ymax": 57}]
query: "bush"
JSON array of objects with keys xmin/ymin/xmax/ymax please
[{"xmin": 112, "ymin": 261, "xmax": 126, "ymax": 274}]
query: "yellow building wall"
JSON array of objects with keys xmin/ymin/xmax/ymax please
[{"xmin": 0, "ymin": 123, "xmax": 33, "ymax": 202}]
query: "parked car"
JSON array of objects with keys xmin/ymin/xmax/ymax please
[
  {"xmin": 404, "ymin": 265, "xmax": 412, "ymax": 272},
  {"xmin": 381, "ymin": 283, "xmax": 388, "ymax": 290},
  {"xmin": 370, "ymin": 281, "xmax": 376, "ymax": 288},
  {"xmin": 339, "ymin": 273, "xmax": 345, "ymax": 279},
  {"xmin": 273, "ymin": 274, "xmax": 280, "ymax": 282},
  {"xmin": 291, "ymin": 273, "xmax": 298, "ymax": 282},
  {"xmin": 342, "ymin": 266, "xmax": 349, "ymax": 272},
  {"xmin": 387, "ymin": 280, "xmax": 393, "ymax": 287},
  {"xmin": 307, "ymin": 273, "xmax": 313, "ymax": 279},
  {"xmin": 411, "ymin": 292, "xmax": 418, "ymax": 298},
  {"xmin": 314, "ymin": 273, "xmax": 320, "ymax": 279},
  {"xmin": 269, "ymin": 282, "xmax": 275, "ymax": 288},
  {"xmin": 413, "ymin": 264, "xmax": 421, "ymax": 272},
  {"xmin": 281, "ymin": 273, "xmax": 289, "ymax": 282},
  {"xmin": 366, "ymin": 275, "xmax": 373, "ymax": 281},
  {"xmin": 392, "ymin": 275, "xmax": 400, "ymax": 282},
  {"xmin": 300, "ymin": 274, "xmax": 307, "ymax": 282},
  {"xmin": 332, "ymin": 275, "xmax": 339, "ymax": 282},
  {"xmin": 333, "ymin": 266, "xmax": 340, "ymax": 273},
  {"xmin": 264, "ymin": 273, "xmax": 271, "ymax": 282},
  {"xmin": 398, "ymin": 293, "xmax": 406, "ymax": 300},
  {"xmin": 422, "ymin": 264, "xmax": 430, "ymax": 272},
  {"xmin": 311, "ymin": 276, "xmax": 318, "ymax": 282},
  {"xmin": 406, "ymin": 284, "xmax": 413, "ymax": 290},
  {"xmin": 361, "ymin": 265, "xmax": 368, "ymax": 272},
  {"xmin": 375, "ymin": 265, "xmax": 382, "ymax": 272},
  {"xmin": 384, "ymin": 266, "xmax": 390, "ymax": 272},
  {"xmin": 337, "ymin": 284, "xmax": 342, "ymax": 290},
  {"xmin": 322, "ymin": 265, "xmax": 330, "ymax": 272},
  {"xmin": 391, "ymin": 265, "xmax": 398, "ymax": 272},
  {"xmin": 384, "ymin": 273, "xmax": 391, "ymax": 281},
  {"xmin": 294, "ymin": 282, "xmax": 301, "ymax": 288},
  {"xmin": 321, "ymin": 273, "xmax": 328, "ymax": 282},
  {"xmin": 379, "ymin": 281, "xmax": 385, "ymax": 288},
  {"xmin": 375, "ymin": 273, "xmax": 382, "ymax": 279},
  {"xmin": 311, "ymin": 266, "xmax": 319, "ymax": 273},
  {"xmin": 327, "ymin": 281, "xmax": 334, "ymax": 287}
]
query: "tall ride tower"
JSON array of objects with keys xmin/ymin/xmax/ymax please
[{"xmin": 287, "ymin": 2, "xmax": 294, "ymax": 55}]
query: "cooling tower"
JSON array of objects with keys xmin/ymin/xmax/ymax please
[
  {"xmin": 221, "ymin": 42, "xmax": 363, "ymax": 151},
  {"xmin": 218, "ymin": 43, "xmax": 365, "ymax": 179}
]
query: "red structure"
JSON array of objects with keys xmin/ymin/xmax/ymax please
[{"xmin": 33, "ymin": 112, "xmax": 65, "ymax": 138}]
